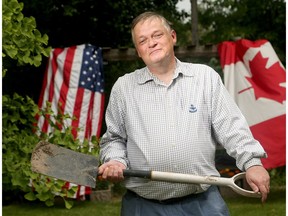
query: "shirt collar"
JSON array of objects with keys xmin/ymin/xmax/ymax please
[
  {"xmin": 175, "ymin": 58, "xmax": 195, "ymax": 78},
  {"xmin": 137, "ymin": 58, "xmax": 194, "ymax": 84},
  {"xmin": 137, "ymin": 67, "xmax": 154, "ymax": 84}
]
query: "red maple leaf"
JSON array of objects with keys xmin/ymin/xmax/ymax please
[{"xmin": 244, "ymin": 51, "xmax": 286, "ymax": 103}]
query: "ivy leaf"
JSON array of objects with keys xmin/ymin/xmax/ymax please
[
  {"xmin": 45, "ymin": 199, "xmax": 55, "ymax": 207},
  {"xmin": 24, "ymin": 192, "xmax": 37, "ymax": 201},
  {"xmin": 2, "ymin": 0, "xmax": 51, "ymax": 70},
  {"xmin": 11, "ymin": 172, "xmax": 28, "ymax": 188},
  {"xmin": 36, "ymin": 192, "xmax": 51, "ymax": 201},
  {"xmin": 3, "ymin": 45, "xmax": 18, "ymax": 58},
  {"xmin": 67, "ymin": 187, "xmax": 78, "ymax": 197},
  {"xmin": 64, "ymin": 199, "xmax": 74, "ymax": 209}
]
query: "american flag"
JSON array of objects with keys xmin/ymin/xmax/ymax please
[{"xmin": 37, "ymin": 44, "xmax": 105, "ymax": 198}]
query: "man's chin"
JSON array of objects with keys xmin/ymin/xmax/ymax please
[{"xmin": 149, "ymin": 54, "xmax": 165, "ymax": 64}]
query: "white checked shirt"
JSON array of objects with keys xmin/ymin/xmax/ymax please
[{"xmin": 100, "ymin": 58, "xmax": 267, "ymax": 200}]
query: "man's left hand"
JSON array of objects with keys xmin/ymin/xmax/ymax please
[{"xmin": 245, "ymin": 165, "xmax": 270, "ymax": 203}]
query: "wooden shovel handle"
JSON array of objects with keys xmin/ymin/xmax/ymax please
[{"xmin": 122, "ymin": 170, "xmax": 261, "ymax": 198}]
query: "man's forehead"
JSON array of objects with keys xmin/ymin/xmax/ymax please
[
  {"xmin": 134, "ymin": 18, "xmax": 164, "ymax": 33},
  {"xmin": 136, "ymin": 17, "xmax": 163, "ymax": 28}
]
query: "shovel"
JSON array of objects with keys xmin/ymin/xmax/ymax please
[{"xmin": 31, "ymin": 141, "xmax": 261, "ymax": 198}]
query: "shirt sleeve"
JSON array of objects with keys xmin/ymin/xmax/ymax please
[
  {"xmin": 99, "ymin": 78, "xmax": 129, "ymax": 167},
  {"xmin": 210, "ymin": 71, "xmax": 267, "ymax": 171}
]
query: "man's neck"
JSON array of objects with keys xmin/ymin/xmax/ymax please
[{"xmin": 148, "ymin": 57, "xmax": 176, "ymax": 85}]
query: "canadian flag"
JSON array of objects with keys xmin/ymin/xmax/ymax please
[{"xmin": 218, "ymin": 39, "xmax": 286, "ymax": 169}]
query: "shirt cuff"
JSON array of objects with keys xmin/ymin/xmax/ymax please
[
  {"xmin": 243, "ymin": 158, "xmax": 263, "ymax": 171},
  {"xmin": 109, "ymin": 158, "xmax": 129, "ymax": 168}
]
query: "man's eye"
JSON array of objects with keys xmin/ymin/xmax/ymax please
[
  {"xmin": 153, "ymin": 33, "xmax": 163, "ymax": 39},
  {"xmin": 139, "ymin": 39, "xmax": 147, "ymax": 45}
]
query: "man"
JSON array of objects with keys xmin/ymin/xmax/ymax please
[{"xmin": 98, "ymin": 11, "xmax": 270, "ymax": 216}]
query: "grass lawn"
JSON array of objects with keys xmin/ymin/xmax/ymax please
[
  {"xmin": 2, "ymin": 198, "xmax": 122, "ymax": 216},
  {"xmin": 225, "ymin": 187, "xmax": 286, "ymax": 216},
  {"xmin": 2, "ymin": 187, "xmax": 285, "ymax": 216}
]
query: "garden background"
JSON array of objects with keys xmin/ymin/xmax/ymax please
[{"xmin": 2, "ymin": 0, "xmax": 286, "ymax": 215}]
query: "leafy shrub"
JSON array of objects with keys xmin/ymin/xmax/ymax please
[
  {"xmin": 2, "ymin": 96, "xmax": 100, "ymax": 209},
  {"xmin": 268, "ymin": 166, "xmax": 286, "ymax": 187},
  {"xmin": 2, "ymin": 93, "xmax": 40, "ymax": 202},
  {"xmin": 2, "ymin": 0, "xmax": 50, "ymax": 77}
]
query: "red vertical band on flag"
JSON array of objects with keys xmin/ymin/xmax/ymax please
[
  {"xmin": 42, "ymin": 48, "xmax": 64, "ymax": 133},
  {"xmin": 250, "ymin": 115, "xmax": 286, "ymax": 168},
  {"xmin": 84, "ymin": 92, "xmax": 95, "ymax": 139},
  {"xmin": 71, "ymin": 88, "xmax": 85, "ymax": 139},
  {"xmin": 58, "ymin": 46, "xmax": 77, "ymax": 115},
  {"xmin": 218, "ymin": 41, "xmax": 239, "ymax": 68}
]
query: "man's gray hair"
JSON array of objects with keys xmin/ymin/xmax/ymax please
[{"xmin": 131, "ymin": 11, "xmax": 173, "ymax": 44}]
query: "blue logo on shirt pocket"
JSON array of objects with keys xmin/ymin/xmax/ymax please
[{"xmin": 189, "ymin": 104, "xmax": 197, "ymax": 113}]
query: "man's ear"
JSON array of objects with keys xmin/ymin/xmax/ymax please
[{"xmin": 171, "ymin": 30, "xmax": 177, "ymax": 45}]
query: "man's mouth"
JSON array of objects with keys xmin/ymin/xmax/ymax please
[{"xmin": 150, "ymin": 49, "xmax": 161, "ymax": 55}]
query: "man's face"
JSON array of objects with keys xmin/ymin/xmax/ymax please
[{"xmin": 133, "ymin": 18, "xmax": 177, "ymax": 67}]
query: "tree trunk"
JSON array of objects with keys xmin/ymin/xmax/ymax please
[{"xmin": 190, "ymin": 0, "xmax": 199, "ymax": 46}]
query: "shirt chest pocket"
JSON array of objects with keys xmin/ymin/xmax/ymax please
[
  {"xmin": 128, "ymin": 86, "xmax": 166, "ymax": 127},
  {"xmin": 178, "ymin": 92, "xmax": 212, "ymax": 139}
]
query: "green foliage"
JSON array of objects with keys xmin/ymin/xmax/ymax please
[
  {"xmin": 268, "ymin": 166, "xmax": 286, "ymax": 187},
  {"xmin": 2, "ymin": 93, "xmax": 40, "ymax": 193},
  {"xmin": 20, "ymin": 0, "xmax": 186, "ymax": 48},
  {"xmin": 2, "ymin": 0, "xmax": 99, "ymax": 208},
  {"xmin": 198, "ymin": 0, "xmax": 286, "ymax": 63},
  {"xmin": 2, "ymin": 0, "xmax": 51, "ymax": 77},
  {"xmin": 2, "ymin": 95, "xmax": 100, "ymax": 209},
  {"xmin": 37, "ymin": 101, "xmax": 100, "ymax": 155}
]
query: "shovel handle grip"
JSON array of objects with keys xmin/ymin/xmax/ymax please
[{"xmin": 123, "ymin": 169, "xmax": 151, "ymax": 179}]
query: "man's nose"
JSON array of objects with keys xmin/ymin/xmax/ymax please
[{"xmin": 148, "ymin": 38, "xmax": 157, "ymax": 47}]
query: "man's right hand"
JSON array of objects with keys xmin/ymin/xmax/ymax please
[{"xmin": 98, "ymin": 160, "xmax": 127, "ymax": 182}]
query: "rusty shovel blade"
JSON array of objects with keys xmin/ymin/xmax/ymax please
[{"xmin": 31, "ymin": 141, "xmax": 99, "ymax": 188}]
